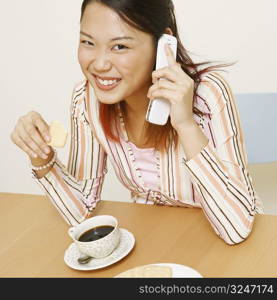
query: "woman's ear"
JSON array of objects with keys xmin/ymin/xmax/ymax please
[{"xmin": 164, "ymin": 27, "xmax": 173, "ymax": 35}]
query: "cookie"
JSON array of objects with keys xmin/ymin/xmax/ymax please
[{"xmin": 47, "ymin": 121, "xmax": 67, "ymax": 148}]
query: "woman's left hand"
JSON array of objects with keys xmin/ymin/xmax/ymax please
[{"xmin": 147, "ymin": 44, "xmax": 195, "ymax": 130}]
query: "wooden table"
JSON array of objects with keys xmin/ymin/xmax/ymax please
[{"xmin": 0, "ymin": 193, "xmax": 277, "ymax": 278}]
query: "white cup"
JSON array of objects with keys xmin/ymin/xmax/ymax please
[{"xmin": 68, "ymin": 215, "xmax": 121, "ymax": 258}]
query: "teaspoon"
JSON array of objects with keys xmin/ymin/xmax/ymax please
[{"xmin": 78, "ymin": 254, "xmax": 93, "ymax": 264}]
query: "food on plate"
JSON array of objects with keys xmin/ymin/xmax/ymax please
[{"xmin": 114, "ymin": 264, "xmax": 172, "ymax": 278}]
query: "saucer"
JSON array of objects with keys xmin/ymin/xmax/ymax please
[{"xmin": 64, "ymin": 228, "xmax": 135, "ymax": 271}]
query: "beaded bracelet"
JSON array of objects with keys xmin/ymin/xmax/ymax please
[{"xmin": 29, "ymin": 149, "xmax": 57, "ymax": 171}]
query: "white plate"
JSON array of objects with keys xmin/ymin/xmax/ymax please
[
  {"xmin": 115, "ymin": 263, "xmax": 202, "ymax": 278},
  {"xmin": 64, "ymin": 228, "xmax": 135, "ymax": 271}
]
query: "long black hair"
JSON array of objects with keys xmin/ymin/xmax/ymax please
[{"xmin": 80, "ymin": 0, "xmax": 234, "ymax": 150}]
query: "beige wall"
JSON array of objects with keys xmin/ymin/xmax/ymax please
[
  {"xmin": 1, "ymin": 0, "xmax": 276, "ymax": 200},
  {"xmin": 174, "ymin": 0, "xmax": 277, "ymax": 93}
]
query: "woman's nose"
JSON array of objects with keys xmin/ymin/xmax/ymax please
[{"xmin": 92, "ymin": 51, "xmax": 112, "ymax": 71}]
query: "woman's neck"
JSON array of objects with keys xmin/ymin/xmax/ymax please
[
  {"xmin": 121, "ymin": 101, "xmax": 151, "ymax": 148},
  {"xmin": 123, "ymin": 93, "xmax": 149, "ymax": 117},
  {"xmin": 120, "ymin": 84, "xmax": 153, "ymax": 148}
]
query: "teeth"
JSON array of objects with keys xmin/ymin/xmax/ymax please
[{"xmin": 97, "ymin": 77, "xmax": 119, "ymax": 86}]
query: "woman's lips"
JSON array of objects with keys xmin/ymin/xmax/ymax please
[{"xmin": 93, "ymin": 75, "xmax": 121, "ymax": 91}]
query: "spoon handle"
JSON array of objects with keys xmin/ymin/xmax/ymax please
[{"xmin": 78, "ymin": 254, "xmax": 93, "ymax": 264}]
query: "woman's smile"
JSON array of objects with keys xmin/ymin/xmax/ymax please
[{"xmin": 93, "ymin": 74, "xmax": 122, "ymax": 91}]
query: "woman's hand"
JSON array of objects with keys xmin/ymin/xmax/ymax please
[
  {"xmin": 11, "ymin": 111, "xmax": 52, "ymax": 160},
  {"xmin": 147, "ymin": 44, "xmax": 195, "ymax": 130}
]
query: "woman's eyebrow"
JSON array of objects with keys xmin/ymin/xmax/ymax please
[{"xmin": 80, "ymin": 31, "xmax": 134, "ymax": 41}]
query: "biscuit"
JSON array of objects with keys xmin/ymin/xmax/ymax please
[
  {"xmin": 115, "ymin": 264, "xmax": 172, "ymax": 278},
  {"xmin": 47, "ymin": 121, "xmax": 67, "ymax": 148}
]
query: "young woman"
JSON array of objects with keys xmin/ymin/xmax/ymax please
[{"xmin": 11, "ymin": 0, "xmax": 263, "ymax": 245}]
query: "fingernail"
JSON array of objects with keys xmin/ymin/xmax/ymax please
[
  {"xmin": 32, "ymin": 153, "xmax": 38, "ymax": 158},
  {"xmin": 45, "ymin": 135, "xmax": 51, "ymax": 142},
  {"xmin": 44, "ymin": 146, "xmax": 50, "ymax": 154},
  {"xmin": 41, "ymin": 154, "xmax": 48, "ymax": 160}
]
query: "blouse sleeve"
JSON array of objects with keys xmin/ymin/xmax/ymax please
[
  {"xmin": 183, "ymin": 72, "xmax": 263, "ymax": 245},
  {"xmin": 31, "ymin": 82, "xmax": 108, "ymax": 226}
]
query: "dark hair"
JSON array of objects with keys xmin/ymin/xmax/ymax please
[{"xmin": 80, "ymin": 0, "xmax": 234, "ymax": 151}]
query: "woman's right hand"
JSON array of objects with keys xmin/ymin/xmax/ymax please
[{"xmin": 11, "ymin": 111, "xmax": 52, "ymax": 159}]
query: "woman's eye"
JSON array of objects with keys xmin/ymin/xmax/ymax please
[
  {"xmin": 113, "ymin": 44, "xmax": 128, "ymax": 50},
  {"xmin": 81, "ymin": 40, "xmax": 93, "ymax": 46}
]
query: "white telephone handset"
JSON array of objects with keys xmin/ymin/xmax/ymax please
[{"xmin": 146, "ymin": 34, "xmax": 177, "ymax": 125}]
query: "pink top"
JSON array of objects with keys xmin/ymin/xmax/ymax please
[{"xmin": 128, "ymin": 141, "xmax": 159, "ymax": 191}]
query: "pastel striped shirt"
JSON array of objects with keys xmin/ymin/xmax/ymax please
[{"xmin": 32, "ymin": 71, "xmax": 263, "ymax": 245}]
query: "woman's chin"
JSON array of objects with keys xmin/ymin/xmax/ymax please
[
  {"xmin": 96, "ymin": 94, "xmax": 122, "ymax": 105},
  {"xmin": 91, "ymin": 83, "xmax": 124, "ymax": 104}
]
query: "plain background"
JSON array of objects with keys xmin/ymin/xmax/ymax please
[{"xmin": 1, "ymin": 0, "xmax": 276, "ymax": 201}]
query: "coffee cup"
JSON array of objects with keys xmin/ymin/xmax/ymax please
[{"xmin": 68, "ymin": 215, "xmax": 121, "ymax": 258}]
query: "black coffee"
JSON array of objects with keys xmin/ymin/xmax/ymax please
[{"xmin": 78, "ymin": 225, "xmax": 114, "ymax": 242}]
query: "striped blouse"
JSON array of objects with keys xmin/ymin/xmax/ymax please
[{"xmin": 32, "ymin": 71, "xmax": 263, "ymax": 245}]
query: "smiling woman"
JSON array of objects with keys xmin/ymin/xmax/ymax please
[{"xmin": 10, "ymin": 0, "xmax": 263, "ymax": 245}]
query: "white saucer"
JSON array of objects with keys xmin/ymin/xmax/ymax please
[{"xmin": 64, "ymin": 228, "xmax": 135, "ymax": 271}]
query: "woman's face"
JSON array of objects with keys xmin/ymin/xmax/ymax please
[{"xmin": 78, "ymin": 2, "xmax": 156, "ymax": 105}]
